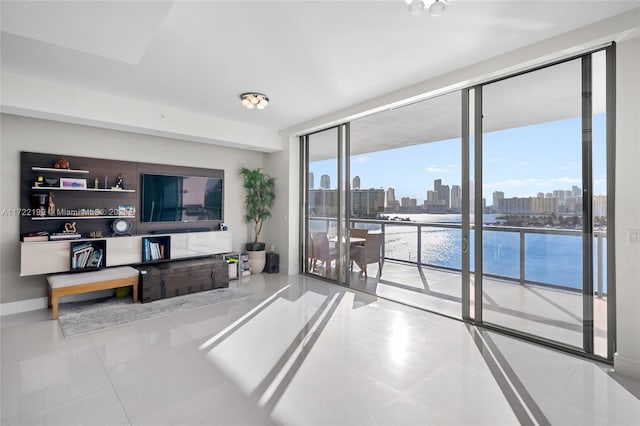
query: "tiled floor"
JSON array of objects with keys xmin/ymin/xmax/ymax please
[
  {"xmin": 2, "ymin": 273, "xmax": 639, "ymax": 425},
  {"xmin": 345, "ymin": 261, "xmax": 609, "ymax": 356}
]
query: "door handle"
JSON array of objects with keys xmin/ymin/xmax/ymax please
[{"xmin": 462, "ymin": 236, "xmax": 469, "ymax": 254}]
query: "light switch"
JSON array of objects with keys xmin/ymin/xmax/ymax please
[{"xmin": 630, "ymin": 230, "xmax": 640, "ymax": 244}]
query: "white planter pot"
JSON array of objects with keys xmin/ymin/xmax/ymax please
[{"xmin": 247, "ymin": 249, "xmax": 266, "ymax": 274}]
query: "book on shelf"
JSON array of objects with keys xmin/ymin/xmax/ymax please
[
  {"xmin": 144, "ymin": 239, "xmax": 166, "ymax": 261},
  {"xmin": 71, "ymin": 243, "xmax": 101, "ymax": 269},
  {"xmin": 50, "ymin": 233, "xmax": 82, "ymax": 240},
  {"xmin": 22, "ymin": 231, "xmax": 49, "ymax": 242},
  {"xmin": 86, "ymin": 249, "xmax": 104, "ymax": 268}
]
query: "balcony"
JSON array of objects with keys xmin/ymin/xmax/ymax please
[{"xmin": 308, "ymin": 218, "xmax": 609, "ymax": 356}]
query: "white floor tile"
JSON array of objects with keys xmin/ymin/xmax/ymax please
[
  {"xmin": 2, "ymin": 387, "xmax": 130, "ymax": 426},
  {"xmin": 0, "ymin": 273, "xmax": 637, "ymax": 426}
]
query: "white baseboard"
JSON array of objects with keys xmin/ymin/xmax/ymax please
[
  {"xmin": 1, "ymin": 289, "xmax": 116, "ymax": 316},
  {"xmin": 614, "ymin": 353, "xmax": 640, "ymax": 381},
  {"xmin": 0, "ymin": 297, "xmax": 48, "ymax": 316}
]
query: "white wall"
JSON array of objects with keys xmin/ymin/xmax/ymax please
[
  {"xmin": 614, "ymin": 37, "xmax": 640, "ymax": 380},
  {"xmin": 0, "ymin": 114, "xmax": 265, "ymax": 304},
  {"xmin": 264, "ymin": 135, "xmax": 300, "ymax": 275}
]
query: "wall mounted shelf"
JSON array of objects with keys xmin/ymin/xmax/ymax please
[
  {"xmin": 31, "ymin": 187, "xmax": 135, "ymax": 193},
  {"xmin": 31, "ymin": 216, "xmax": 134, "ymax": 221},
  {"xmin": 31, "ymin": 167, "xmax": 89, "ymax": 174}
]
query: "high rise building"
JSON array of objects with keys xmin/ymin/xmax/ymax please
[
  {"xmin": 493, "ymin": 191, "xmax": 504, "ymax": 212},
  {"xmin": 401, "ymin": 197, "xmax": 417, "ymax": 208},
  {"xmin": 352, "ymin": 188, "xmax": 385, "ymax": 218},
  {"xmin": 451, "ymin": 185, "xmax": 461, "ymax": 212},
  {"xmin": 386, "ymin": 187, "xmax": 395, "ymax": 206},
  {"xmin": 320, "ymin": 174, "xmax": 330, "ymax": 189},
  {"xmin": 308, "ymin": 172, "xmax": 315, "ymax": 189},
  {"xmin": 434, "ymin": 179, "xmax": 442, "ymax": 194},
  {"xmin": 440, "ymin": 184, "xmax": 450, "ymax": 209},
  {"xmin": 593, "ymin": 195, "xmax": 607, "ymax": 217},
  {"xmin": 572, "ymin": 185, "xmax": 581, "ymax": 197},
  {"xmin": 352, "ymin": 176, "xmax": 360, "ymax": 190}
]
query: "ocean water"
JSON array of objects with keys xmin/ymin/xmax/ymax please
[{"xmin": 311, "ymin": 214, "xmax": 608, "ymax": 291}]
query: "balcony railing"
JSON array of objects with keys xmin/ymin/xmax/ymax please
[{"xmin": 308, "ymin": 217, "xmax": 607, "ymax": 297}]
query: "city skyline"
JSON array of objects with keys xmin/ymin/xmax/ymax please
[{"xmin": 308, "ymin": 114, "xmax": 607, "ymax": 201}]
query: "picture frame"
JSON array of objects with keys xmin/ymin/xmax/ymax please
[{"xmin": 60, "ymin": 178, "xmax": 87, "ymax": 189}]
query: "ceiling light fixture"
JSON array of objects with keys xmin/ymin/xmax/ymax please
[
  {"xmin": 405, "ymin": 0, "xmax": 447, "ymax": 16},
  {"xmin": 407, "ymin": 0, "xmax": 425, "ymax": 16},
  {"xmin": 428, "ymin": 0, "xmax": 445, "ymax": 16},
  {"xmin": 240, "ymin": 92, "xmax": 269, "ymax": 110}
]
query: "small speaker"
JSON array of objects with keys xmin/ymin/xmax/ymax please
[{"xmin": 264, "ymin": 252, "xmax": 279, "ymax": 273}]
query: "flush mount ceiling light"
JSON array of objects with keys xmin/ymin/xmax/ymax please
[
  {"xmin": 405, "ymin": 0, "xmax": 448, "ymax": 16},
  {"xmin": 240, "ymin": 92, "xmax": 269, "ymax": 110}
]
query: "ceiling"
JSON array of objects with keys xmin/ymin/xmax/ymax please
[{"xmin": 1, "ymin": 1, "xmax": 639, "ymax": 134}]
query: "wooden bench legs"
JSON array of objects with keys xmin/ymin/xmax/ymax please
[{"xmin": 48, "ymin": 276, "xmax": 139, "ymax": 320}]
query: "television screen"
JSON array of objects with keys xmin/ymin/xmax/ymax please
[{"xmin": 142, "ymin": 173, "xmax": 223, "ymax": 223}]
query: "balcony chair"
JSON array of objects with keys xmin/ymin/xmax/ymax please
[
  {"xmin": 309, "ymin": 232, "xmax": 338, "ymax": 275},
  {"xmin": 350, "ymin": 232, "xmax": 383, "ymax": 279}
]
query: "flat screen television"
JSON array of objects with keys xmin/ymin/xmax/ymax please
[{"xmin": 141, "ymin": 173, "xmax": 223, "ymax": 223}]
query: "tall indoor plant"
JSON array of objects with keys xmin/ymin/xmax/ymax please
[{"xmin": 240, "ymin": 167, "xmax": 276, "ymax": 273}]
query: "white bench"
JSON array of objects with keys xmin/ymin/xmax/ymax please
[{"xmin": 46, "ymin": 266, "xmax": 139, "ymax": 320}]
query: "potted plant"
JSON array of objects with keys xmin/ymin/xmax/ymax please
[{"xmin": 240, "ymin": 167, "xmax": 276, "ymax": 273}]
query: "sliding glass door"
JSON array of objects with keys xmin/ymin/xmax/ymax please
[
  {"xmin": 300, "ymin": 46, "xmax": 615, "ymax": 361},
  {"xmin": 476, "ymin": 47, "xmax": 614, "ymax": 359},
  {"xmin": 302, "ymin": 126, "xmax": 348, "ymax": 284}
]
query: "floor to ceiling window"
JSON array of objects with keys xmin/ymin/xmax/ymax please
[
  {"xmin": 475, "ymin": 46, "xmax": 614, "ymax": 359},
  {"xmin": 300, "ymin": 45, "xmax": 615, "ymax": 361},
  {"xmin": 347, "ymin": 92, "xmax": 463, "ymax": 319}
]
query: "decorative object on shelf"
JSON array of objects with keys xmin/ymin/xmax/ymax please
[
  {"xmin": 54, "ymin": 158, "xmax": 70, "ymax": 169},
  {"xmin": 94, "ymin": 178, "xmax": 99, "ymax": 189},
  {"xmin": 31, "ymin": 194, "xmax": 47, "ymax": 217},
  {"xmin": 240, "ymin": 167, "xmax": 276, "ymax": 273},
  {"xmin": 22, "ymin": 231, "xmax": 49, "ymax": 242},
  {"xmin": 47, "ymin": 192, "xmax": 56, "ymax": 216},
  {"xmin": 34, "ymin": 176, "xmax": 43, "ymax": 187},
  {"xmin": 64, "ymin": 222, "xmax": 77, "ymax": 234},
  {"xmin": 45, "ymin": 178, "xmax": 58, "ymax": 186},
  {"xmin": 60, "ymin": 178, "xmax": 87, "ymax": 189},
  {"xmin": 89, "ymin": 231, "xmax": 103, "ymax": 238},
  {"xmin": 219, "ymin": 223, "xmax": 228, "ymax": 231},
  {"xmin": 240, "ymin": 92, "xmax": 269, "ymax": 110},
  {"xmin": 111, "ymin": 218, "xmax": 132, "ymax": 236},
  {"xmin": 118, "ymin": 205, "xmax": 136, "ymax": 216},
  {"xmin": 104, "ymin": 176, "xmax": 108, "ymax": 189},
  {"xmin": 114, "ymin": 175, "xmax": 125, "ymax": 189}
]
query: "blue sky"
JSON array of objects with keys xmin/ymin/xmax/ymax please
[{"xmin": 309, "ymin": 114, "xmax": 607, "ymax": 202}]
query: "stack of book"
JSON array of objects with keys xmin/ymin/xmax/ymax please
[
  {"xmin": 50, "ymin": 233, "xmax": 82, "ymax": 241},
  {"xmin": 239, "ymin": 253, "xmax": 251, "ymax": 277},
  {"xmin": 144, "ymin": 239, "xmax": 166, "ymax": 261},
  {"xmin": 72, "ymin": 244, "xmax": 104, "ymax": 269},
  {"xmin": 22, "ymin": 231, "xmax": 49, "ymax": 242}
]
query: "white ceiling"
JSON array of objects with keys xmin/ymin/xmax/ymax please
[{"xmin": 1, "ymin": 0, "xmax": 639, "ymax": 134}]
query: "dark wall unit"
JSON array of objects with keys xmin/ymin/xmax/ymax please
[
  {"xmin": 21, "ymin": 152, "xmax": 138, "ymax": 238},
  {"xmin": 20, "ymin": 152, "xmax": 225, "ymax": 238}
]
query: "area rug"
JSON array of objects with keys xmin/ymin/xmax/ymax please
[{"xmin": 57, "ymin": 287, "xmax": 252, "ymax": 337}]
